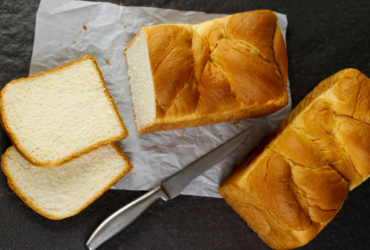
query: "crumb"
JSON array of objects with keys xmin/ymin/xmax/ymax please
[
  {"xmin": 74, "ymin": 53, "xmax": 76, "ymax": 55},
  {"xmin": 121, "ymin": 21, "xmax": 123, "ymax": 24},
  {"xmin": 135, "ymin": 172, "xmax": 137, "ymax": 176},
  {"xmin": 83, "ymin": 25, "xmax": 87, "ymax": 30},
  {"xmin": 59, "ymin": 45, "xmax": 61, "ymax": 47},
  {"xmin": 124, "ymin": 25, "xmax": 126, "ymax": 28},
  {"xmin": 59, "ymin": 22, "xmax": 61, "ymax": 24},
  {"xmin": 181, "ymin": 132, "xmax": 184, "ymax": 137},
  {"xmin": 105, "ymin": 59, "xmax": 110, "ymax": 63},
  {"xmin": 215, "ymin": 186, "xmax": 219, "ymax": 189},
  {"xmin": 120, "ymin": 3, "xmax": 123, "ymax": 6},
  {"xmin": 200, "ymin": 131, "xmax": 203, "ymax": 134},
  {"xmin": 157, "ymin": 143, "xmax": 159, "ymax": 145},
  {"xmin": 233, "ymin": 121, "xmax": 240, "ymax": 125},
  {"xmin": 73, "ymin": 40, "xmax": 76, "ymax": 43},
  {"xmin": 220, "ymin": 134, "xmax": 222, "ymax": 139},
  {"xmin": 65, "ymin": 48, "xmax": 68, "ymax": 52},
  {"xmin": 229, "ymin": 164, "xmax": 236, "ymax": 170}
]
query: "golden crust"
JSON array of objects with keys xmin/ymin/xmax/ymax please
[
  {"xmin": 138, "ymin": 95, "xmax": 288, "ymax": 134},
  {"xmin": 219, "ymin": 69, "xmax": 370, "ymax": 249},
  {"xmin": 0, "ymin": 55, "xmax": 128, "ymax": 167},
  {"xmin": 126, "ymin": 10, "xmax": 288, "ymax": 134},
  {"xmin": 1, "ymin": 143, "xmax": 133, "ymax": 220}
]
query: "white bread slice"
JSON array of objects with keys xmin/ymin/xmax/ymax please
[
  {"xmin": 0, "ymin": 55, "xmax": 128, "ymax": 167},
  {"xmin": 125, "ymin": 30, "xmax": 156, "ymax": 132},
  {"xmin": 1, "ymin": 143, "xmax": 133, "ymax": 220}
]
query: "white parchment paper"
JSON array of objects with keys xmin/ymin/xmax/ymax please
[{"xmin": 30, "ymin": 0, "xmax": 291, "ymax": 198}]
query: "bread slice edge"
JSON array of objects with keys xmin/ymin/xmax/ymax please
[{"xmin": 1, "ymin": 143, "xmax": 133, "ymax": 220}]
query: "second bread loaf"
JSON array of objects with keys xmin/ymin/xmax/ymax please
[{"xmin": 219, "ymin": 69, "xmax": 370, "ymax": 249}]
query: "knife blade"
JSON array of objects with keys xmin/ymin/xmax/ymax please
[{"xmin": 86, "ymin": 126, "xmax": 253, "ymax": 250}]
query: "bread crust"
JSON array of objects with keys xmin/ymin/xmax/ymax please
[
  {"xmin": 0, "ymin": 55, "xmax": 128, "ymax": 167},
  {"xmin": 125, "ymin": 10, "xmax": 289, "ymax": 134},
  {"xmin": 219, "ymin": 69, "xmax": 370, "ymax": 249},
  {"xmin": 1, "ymin": 143, "xmax": 133, "ymax": 220}
]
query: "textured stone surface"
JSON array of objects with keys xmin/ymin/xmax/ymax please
[{"xmin": 1, "ymin": 0, "xmax": 370, "ymax": 249}]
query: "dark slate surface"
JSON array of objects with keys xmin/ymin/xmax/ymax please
[{"xmin": 1, "ymin": 0, "xmax": 370, "ymax": 249}]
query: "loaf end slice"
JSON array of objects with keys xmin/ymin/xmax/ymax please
[
  {"xmin": 1, "ymin": 143, "xmax": 133, "ymax": 220},
  {"xmin": 0, "ymin": 55, "xmax": 128, "ymax": 167}
]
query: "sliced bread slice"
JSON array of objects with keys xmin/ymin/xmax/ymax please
[
  {"xmin": 0, "ymin": 55, "xmax": 128, "ymax": 167},
  {"xmin": 1, "ymin": 143, "xmax": 133, "ymax": 220}
]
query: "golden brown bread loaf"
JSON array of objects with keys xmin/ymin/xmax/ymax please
[
  {"xmin": 125, "ymin": 10, "xmax": 288, "ymax": 134},
  {"xmin": 219, "ymin": 69, "xmax": 370, "ymax": 249}
]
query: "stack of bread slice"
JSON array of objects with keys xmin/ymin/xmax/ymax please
[{"xmin": 0, "ymin": 55, "xmax": 133, "ymax": 220}]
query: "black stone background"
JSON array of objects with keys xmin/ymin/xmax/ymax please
[{"xmin": 1, "ymin": 0, "xmax": 370, "ymax": 249}]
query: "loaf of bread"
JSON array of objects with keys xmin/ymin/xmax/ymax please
[
  {"xmin": 219, "ymin": 69, "xmax": 370, "ymax": 249},
  {"xmin": 0, "ymin": 55, "xmax": 128, "ymax": 167},
  {"xmin": 125, "ymin": 10, "xmax": 288, "ymax": 134},
  {"xmin": 1, "ymin": 143, "xmax": 132, "ymax": 220}
]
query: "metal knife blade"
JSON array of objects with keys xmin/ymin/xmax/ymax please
[
  {"xmin": 161, "ymin": 126, "xmax": 253, "ymax": 199},
  {"xmin": 86, "ymin": 126, "xmax": 253, "ymax": 250}
]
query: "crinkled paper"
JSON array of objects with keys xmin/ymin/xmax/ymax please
[{"xmin": 30, "ymin": 0, "xmax": 291, "ymax": 198}]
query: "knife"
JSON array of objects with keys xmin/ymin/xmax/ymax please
[{"xmin": 86, "ymin": 126, "xmax": 253, "ymax": 250}]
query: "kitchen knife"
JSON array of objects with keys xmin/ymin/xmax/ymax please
[{"xmin": 86, "ymin": 126, "xmax": 253, "ymax": 250}]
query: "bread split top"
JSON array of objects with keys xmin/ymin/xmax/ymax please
[{"xmin": 219, "ymin": 69, "xmax": 370, "ymax": 249}]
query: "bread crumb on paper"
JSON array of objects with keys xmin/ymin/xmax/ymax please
[
  {"xmin": 65, "ymin": 48, "xmax": 68, "ymax": 52},
  {"xmin": 120, "ymin": 3, "xmax": 123, "ymax": 6},
  {"xmin": 124, "ymin": 25, "xmax": 126, "ymax": 28},
  {"xmin": 181, "ymin": 132, "xmax": 184, "ymax": 137},
  {"xmin": 200, "ymin": 131, "xmax": 203, "ymax": 134},
  {"xmin": 83, "ymin": 25, "xmax": 87, "ymax": 30},
  {"xmin": 73, "ymin": 40, "xmax": 76, "ymax": 43},
  {"xmin": 229, "ymin": 164, "xmax": 236, "ymax": 170},
  {"xmin": 233, "ymin": 121, "xmax": 240, "ymax": 125},
  {"xmin": 220, "ymin": 134, "xmax": 222, "ymax": 139},
  {"xmin": 215, "ymin": 186, "xmax": 219, "ymax": 189},
  {"xmin": 59, "ymin": 45, "xmax": 61, "ymax": 47},
  {"xmin": 105, "ymin": 59, "xmax": 110, "ymax": 63}
]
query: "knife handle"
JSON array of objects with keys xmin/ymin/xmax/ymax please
[{"xmin": 86, "ymin": 186, "xmax": 169, "ymax": 250}]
